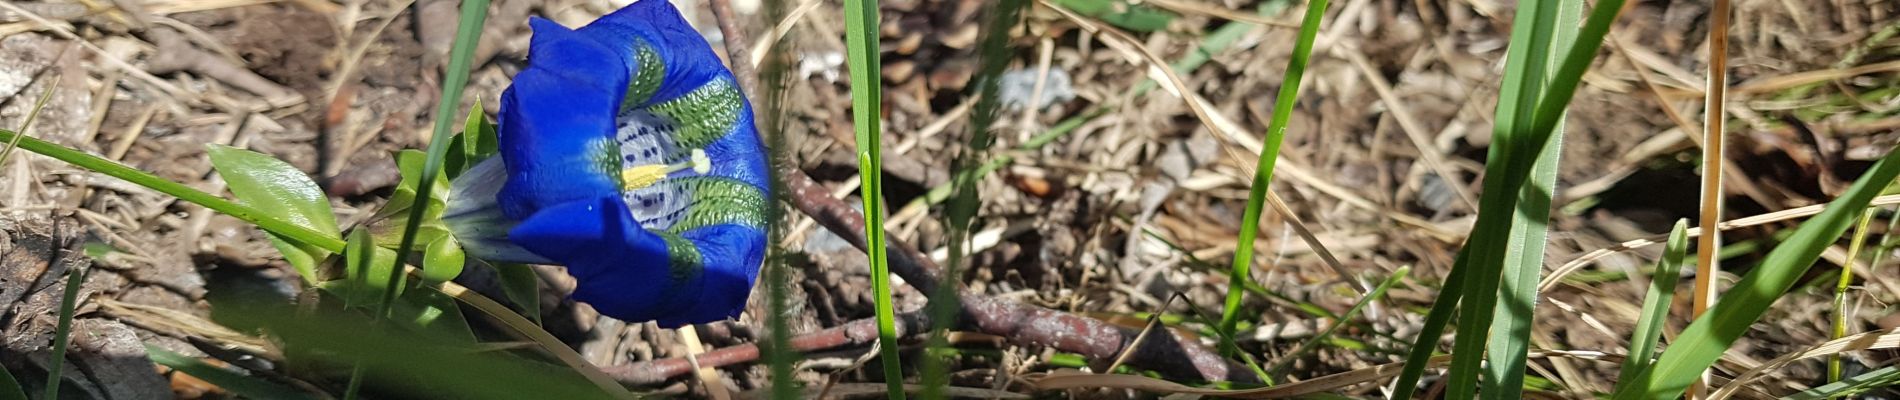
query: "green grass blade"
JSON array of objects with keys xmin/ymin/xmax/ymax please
[
  {"xmin": 1397, "ymin": 0, "xmax": 1627, "ymax": 396},
  {"xmin": 924, "ymin": 1, "xmax": 1027, "ymax": 397},
  {"xmin": 1266, "ymin": 266, "xmax": 1410, "ymax": 376},
  {"xmin": 1829, "ymin": 208, "xmax": 1876, "ymax": 384},
  {"xmin": 1218, "ymin": 0, "xmax": 1330, "ymax": 356},
  {"xmin": 0, "ymin": 129, "xmax": 346, "ymax": 252},
  {"xmin": 1484, "ymin": 0, "xmax": 1584, "ymax": 395},
  {"xmin": 839, "ymin": 0, "xmax": 903, "ymax": 395},
  {"xmin": 42, "ymin": 263, "xmax": 84, "ymax": 400},
  {"xmin": 756, "ymin": 0, "xmax": 798, "ymax": 395},
  {"xmin": 352, "ymin": 0, "xmax": 488, "ymax": 397},
  {"xmin": 0, "ymin": 362, "xmax": 21, "ymax": 400},
  {"xmin": 1612, "ymin": 144, "xmax": 1900, "ymax": 399},
  {"xmin": 146, "ymin": 345, "xmax": 320, "ymax": 400},
  {"xmin": 221, "ymin": 298, "xmax": 614, "ymax": 400},
  {"xmin": 1523, "ymin": 0, "xmax": 1629, "ymax": 148},
  {"xmin": 376, "ymin": 0, "xmax": 490, "ymax": 316},
  {"xmin": 5, "ymin": 72, "xmax": 63, "ymax": 400},
  {"xmin": 1444, "ymin": 0, "xmax": 1561, "ymax": 394},
  {"xmin": 1786, "ymin": 366, "xmax": 1900, "ymax": 400},
  {"xmin": 1615, "ymin": 219, "xmax": 1689, "ymax": 389},
  {"xmin": 1391, "ymin": 246, "xmax": 1468, "ymax": 398}
]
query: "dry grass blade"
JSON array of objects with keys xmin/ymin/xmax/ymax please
[
  {"xmin": 0, "ymin": 1, "xmax": 199, "ymax": 105},
  {"xmin": 1540, "ymin": 194, "xmax": 1900, "ymax": 292},
  {"xmin": 1265, "ymin": 190, "xmax": 1365, "ymax": 293},
  {"xmin": 98, "ymin": 299, "xmax": 272, "ymax": 355},
  {"xmin": 1020, "ymin": 3, "xmax": 1463, "ymax": 247},
  {"xmin": 431, "ymin": 279, "xmax": 630, "ymax": 397},
  {"xmin": 1026, "ymin": 350, "xmax": 1619, "ymax": 398},
  {"xmin": 747, "ymin": 0, "xmax": 823, "ymax": 69},
  {"xmin": 142, "ymin": 0, "xmax": 286, "ymax": 15},
  {"xmin": 0, "ymin": 72, "xmax": 58, "ymax": 170},
  {"xmin": 1341, "ymin": 47, "xmax": 1477, "ymax": 212},
  {"xmin": 793, "ymin": 383, "xmax": 1029, "ymax": 399},
  {"xmin": 677, "ymin": 325, "xmax": 731, "ymax": 400},
  {"xmin": 1143, "ymin": 0, "xmax": 1301, "ymax": 28},
  {"xmin": 1038, "ymin": 0, "xmax": 1246, "ymax": 160},
  {"xmin": 1692, "ymin": 0, "xmax": 1733, "ymax": 331},
  {"xmin": 1708, "ymin": 329, "xmax": 1900, "ymax": 400},
  {"xmin": 1730, "ymin": 60, "xmax": 1900, "ymax": 95}
]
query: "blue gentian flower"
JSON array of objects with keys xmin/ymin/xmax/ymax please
[{"xmin": 443, "ymin": 0, "xmax": 770, "ymax": 328}]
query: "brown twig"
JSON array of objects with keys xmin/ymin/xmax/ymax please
[
  {"xmin": 601, "ymin": 0, "xmax": 1259, "ymax": 385},
  {"xmin": 144, "ymin": 27, "xmax": 304, "ymax": 109},
  {"xmin": 783, "ymin": 169, "xmax": 1252, "ymax": 382}
]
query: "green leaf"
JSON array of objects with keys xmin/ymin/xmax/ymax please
[
  {"xmin": 454, "ymin": 101, "xmax": 499, "ymax": 175},
  {"xmin": 1613, "ymin": 144, "xmax": 1900, "ymax": 399},
  {"xmin": 1615, "ymin": 219, "xmax": 1688, "ymax": 389},
  {"xmin": 375, "ymin": 224, "xmax": 452, "ymax": 251},
  {"xmin": 372, "ymin": 149, "xmax": 454, "ymax": 250},
  {"xmin": 378, "ymin": 149, "xmax": 450, "ymax": 222},
  {"xmin": 445, "ymin": 134, "xmax": 470, "ymax": 181},
  {"xmin": 206, "ymin": 144, "xmax": 340, "ymax": 283},
  {"xmin": 473, "ymin": 115, "xmax": 498, "ymax": 157},
  {"xmin": 395, "ymin": 288, "xmax": 476, "ymax": 342},
  {"xmin": 339, "ymin": 229, "xmax": 403, "ymax": 308},
  {"xmin": 145, "ymin": 345, "xmax": 319, "ymax": 400},
  {"xmin": 423, "ymin": 235, "xmax": 466, "ymax": 283},
  {"xmin": 490, "ymin": 261, "xmax": 542, "ymax": 325}
]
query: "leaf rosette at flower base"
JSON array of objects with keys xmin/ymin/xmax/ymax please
[{"xmin": 441, "ymin": 0, "xmax": 769, "ymax": 328}]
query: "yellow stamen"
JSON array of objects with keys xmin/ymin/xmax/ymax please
[
  {"xmin": 621, "ymin": 164, "xmax": 673, "ymax": 190},
  {"xmin": 620, "ymin": 149, "xmax": 716, "ymax": 190}
]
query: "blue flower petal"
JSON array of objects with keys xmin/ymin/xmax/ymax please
[
  {"xmin": 660, "ymin": 223, "xmax": 765, "ymax": 327},
  {"xmin": 508, "ymin": 196, "xmax": 691, "ymax": 324},
  {"xmin": 574, "ymin": 0, "xmax": 730, "ymax": 107},
  {"xmin": 494, "ymin": 17, "xmax": 628, "ymax": 220}
]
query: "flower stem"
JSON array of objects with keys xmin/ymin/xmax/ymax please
[{"xmin": 0, "ymin": 128, "xmax": 346, "ymax": 251}]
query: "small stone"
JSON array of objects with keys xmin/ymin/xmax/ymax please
[
  {"xmin": 996, "ymin": 67, "xmax": 1077, "ymax": 111},
  {"xmin": 883, "ymin": 60, "xmax": 916, "ymax": 83}
]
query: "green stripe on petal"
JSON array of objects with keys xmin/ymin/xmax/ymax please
[
  {"xmin": 645, "ymin": 78, "xmax": 743, "ymax": 152},
  {"xmin": 590, "ymin": 138, "xmax": 624, "ymax": 183},
  {"xmin": 657, "ymin": 231, "xmax": 704, "ymax": 281},
  {"xmin": 668, "ymin": 176, "xmax": 769, "ymax": 234},
  {"xmin": 622, "ymin": 41, "xmax": 665, "ymax": 108}
]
